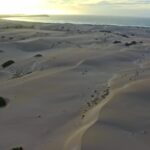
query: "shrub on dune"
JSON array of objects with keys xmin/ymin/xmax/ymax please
[
  {"xmin": 34, "ymin": 54, "xmax": 43, "ymax": 58},
  {"xmin": 11, "ymin": 147, "xmax": 23, "ymax": 150},
  {"xmin": 0, "ymin": 97, "xmax": 7, "ymax": 108},
  {"xmin": 113, "ymin": 41, "xmax": 121, "ymax": 44},
  {"xmin": 125, "ymin": 41, "xmax": 137, "ymax": 46},
  {"xmin": 9, "ymin": 37, "xmax": 14, "ymax": 40},
  {"xmin": 1, "ymin": 35, "xmax": 5, "ymax": 39},
  {"xmin": 1, "ymin": 60, "xmax": 15, "ymax": 68}
]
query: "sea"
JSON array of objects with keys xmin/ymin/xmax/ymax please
[{"xmin": 3, "ymin": 15, "xmax": 150, "ymax": 27}]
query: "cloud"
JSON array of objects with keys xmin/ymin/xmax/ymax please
[
  {"xmin": 76, "ymin": 0, "xmax": 150, "ymax": 17},
  {"xmin": 96, "ymin": 0, "xmax": 150, "ymax": 5},
  {"xmin": 45, "ymin": 0, "xmax": 150, "ymax": 5},
  {"xmin": 46, "ymin": 0, "xmax": 102, "ymax": 5}
]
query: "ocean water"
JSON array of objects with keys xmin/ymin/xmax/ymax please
[{"xmin": 3, "ymin": 15, "xmax": 150, "ymax": 27}]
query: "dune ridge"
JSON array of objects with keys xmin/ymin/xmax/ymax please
[{"xmin": 64, "ymin": 65, "xmax": 150, "ymax": 150}]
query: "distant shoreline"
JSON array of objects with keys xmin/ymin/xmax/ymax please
[
  {"xmin": 1, "ymin": 18, "xmax": 150, "ymax": 29},
  {"xmin": 1, "ymin": 15, "xmax": 150, "ymax": 28}
]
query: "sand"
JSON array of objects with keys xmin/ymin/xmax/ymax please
[
  {"xmin": 0, "ymin": 19, "xmax": 150, "ymax": 150},
  {"xmin": 82, "ymin": 79, "xmax": 150, "ymax": 150}
]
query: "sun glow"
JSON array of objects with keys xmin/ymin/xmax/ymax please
[
  {"xmin": 0, "ymin": 0, "xmax": 40, "ymax": 14},
  {"xmin": 0, "ymin": 0, "xmax": 72, "ymax": 15}
]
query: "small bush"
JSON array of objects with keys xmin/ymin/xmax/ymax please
[
  {"xmin": 9, "ymin": 37, "xmax": 14, "ymax": 40},
  {"xmin": 100, "ymin": 30, "xmax": 112, "ymax": 33},
  {"xmin": 34, "ymin": 54, "xmax": 43, "ymax": 58},
  {"xmin": 125, "ymin": 41, "xmax": 137, "ymax": 47},
  {"xmin": 0, "ymin": 97, "xmax": 7, "ymax": 108},
  {"xmin": 2, "ymin": 60, "xmax": 15, "ymax": 68},
  {"xmin": 121, "ymin": 34, "xmax": 129, "ymax": 38},
  {"xmin": 11, "ymin": 147, "xmax": 23, "ymax": 150},
  {"xmin": 1, "ymin": 36, "xmax": 5, "ymax": 39},
  {"xmin": 131, "ymin": 41, "xmax": 137, "ymax": 45},
  {"xmin": 113, "ymin": 41, "xmax": 121, "ymax": 44}
]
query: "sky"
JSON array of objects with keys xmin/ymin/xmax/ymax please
[{"xmin": 0, "ymin": 0, "xmax": 150, "ymax": 17}]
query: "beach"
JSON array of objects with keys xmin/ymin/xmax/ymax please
[{"xmin": 0, "ymin": 19, "xmax": 150, "ymax": 150}]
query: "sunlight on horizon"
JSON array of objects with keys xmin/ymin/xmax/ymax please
[
  {"xmin": 0, "ymin": 0, "xmax": 149, "ymax": 17},
  {"xmin": 0, "ymin": 0, "xmax": 81, "ymax": 15}
]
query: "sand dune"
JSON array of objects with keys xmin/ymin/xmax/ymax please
[
  {"xmin": 0, "ymin": 19, "xmax": 150, "ymax": 150},
  {"xmin": 82, "ymin": 78, "xmax": 150, "ymax": 150}
]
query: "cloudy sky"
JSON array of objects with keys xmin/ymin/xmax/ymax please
[{"xmin": 0, "ymin": 0, "xmax": 150, "ymax": 17}]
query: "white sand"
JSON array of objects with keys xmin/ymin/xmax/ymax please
[{"xmin": 0, "ymin": 19, "xmax": 150, "ymax": 150}]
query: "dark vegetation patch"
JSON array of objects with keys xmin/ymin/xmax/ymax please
[
  {"xmin": 0, "ymin": 97, "xmax": 7, "ymax": 108},
  {"xmin": 2, "ymin": 24, "xmax": 34, "ymax": 29},
  {"xmin": 2, "ymin": 60, "xmax": 15, "ymax": 68},
  {"xmin": 34, "ymin": 54, "xmax": 43, "ymax": 58},
  {"xmin": 125, "ymin": 41, "xmax": 137, "ymax": 47},
  {"xmin": 120, "ymin": 34, "xmax": 129, "ymax": 38},
  {"xmin": 113, "ymin": 40, "xmax": 122, "ymax": 44},
  {"xmin": 116, "ymin": 33, "xmax": 129, "ymax": 38},
  {"xmin": 101, "ymin": 87, "xmax": 110, "ymax": 99},
  {"xmin": 61, "ymin": 26, "xmax": 64, "ymax": 30},
  {"xmin": 1, "ymin": 36, "xmax": 5, "ymax": 39},
  {"xmin": 9, "ymin": 37, "xmax": 14, "ymax": 40},
  {"xmin": 11, "ymin": 147, "xmax": 23, "ymax": 150},
  {"xmin": 100, "ymin": 30, "xmax": 112, "ymax": 33}
]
